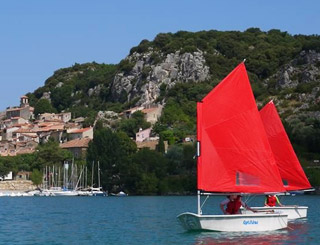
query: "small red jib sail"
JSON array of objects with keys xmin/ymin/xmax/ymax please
[{"xmin": 260, "ymin": 101, "xmax": 311, "ymax": 191}]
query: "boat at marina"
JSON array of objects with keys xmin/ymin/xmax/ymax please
[
  {"xmin": 110, "ymin": 191, "xmax": 127, "ymax": 197},
  {"xmin": 177, "ymin": 62, "xmax": 288, "ymax": 232},
  {"xmin": 87, "ymin": 161, "xmax": 107, "ymax": 196},
  {"xmin": 241, "ymin": 101, "xmax": 312, "ymax": 220},
  {"xmin": 51, "ymin": 189, "xmax": 79, "ymax": 196}
]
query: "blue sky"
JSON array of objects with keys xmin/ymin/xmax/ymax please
[{"xmin": 1, "ymin": 0, "xmax": 319, "ymax": 111}]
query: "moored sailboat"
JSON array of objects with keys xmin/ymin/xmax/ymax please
[
  {"xmin": 241, "ymin": 101, "xmax": 313, "ymax": 219},
  {"xmin": 177, "ymin": 62, "xmax": 288, "ymax": 232}
]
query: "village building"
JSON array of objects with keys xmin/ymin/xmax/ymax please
[
  {"xmin": 14, "ymin": 171, "xmax": 31, "ymax": 180},
  {"xmin": 136, "ymin": 139, "xmax": 168, "ymax": 153},
  {"xmin": 60, "ymin": 138, "xmax": 91, "ymax": 159},
  {"xmin": 35, "ymin": 123, "xmax": 65, "ymax": 143},
  {"xmin": 67, "ymin": 127, "xmax": 93, "ymax": 140},
  {"xmin": 12, "ymin": 128, "xmax": 39, "ymax": 143},
  {"xmin": 39, "ymin": 112, "xmax": 71, "ymax": 123},
  {"xmin": 141, "ymin": 105, "xmax": 163, "ymax": 125},
  {"xmin": 1, "ymin": 126, "xmax": 20, "ymax": 141},
  {"xmin": 136, "ymin": 128, "xmax": 151, "ymax": 142},
  {"xmin": 6, "ymin": 96, "xmax": 34, "ymax": 120},
  {"xmin": 0, "ymin": 140, "xmax": 37, "ymax": 156}
]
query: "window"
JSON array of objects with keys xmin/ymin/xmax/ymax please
[{"xmin": 236, "ymin": 171, "xmax": 260, "ymax": 186}]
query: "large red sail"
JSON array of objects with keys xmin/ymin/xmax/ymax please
[
  {"xmin": 260, "ymin": 101, "xmax": 311, "ymax": 191},
  {"xmin": 197, "ymin": 63, "xmax": 285, "ymax": 193}
]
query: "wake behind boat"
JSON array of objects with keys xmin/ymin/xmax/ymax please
[{"xmin": 177, "ymin": 62, "xmax": 289, "ymax": 232}]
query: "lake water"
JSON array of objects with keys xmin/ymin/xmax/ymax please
[{"xmin": 0, "ymin": 195, "xmax": 319, "ymax": 244}]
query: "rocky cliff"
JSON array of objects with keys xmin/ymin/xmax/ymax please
[
  {"xmin": 111, "ymin": 49, "xmax": 210, "ymax": 106},
  {"xmin": 265, "ymin": 50, "xmax": 320, "ymax": 123}
]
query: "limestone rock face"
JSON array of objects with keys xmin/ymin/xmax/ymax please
[
  {"xmin": 41, "ymin": 92, "xmax": 51, "ymax": 102},
  {"xmin": 111, "ymin": 49, "xmax": 211, "ymax": 106},
  {"xmin": 273, "ymin": 50, "xmax": 320, "ymax": 89},
  {"xmin": 264, "ymin": 50, "xmax": 320, "ymax": 122},
  {"xmin": 95, "ymin": 110, "xmax": 121, "ymax": 128},
  {"xmin": 88, "ymin": 84, "xmax": 102, "ymax": 97}
]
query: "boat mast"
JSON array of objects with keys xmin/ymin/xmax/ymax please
[
  {"xmin": 197, "ymin": 190, "xmax": 201, "ymax": 215},
  {"xmin": 197, "ymin": 141, "xmax": 201, "ymax": 215},
  {"xmin": 91, "ymin": 161, "xmax": 94, "ymax": 188},
  {"xmin": 98, "ymin": 161, "xmax": 101, "ymax": 189}
]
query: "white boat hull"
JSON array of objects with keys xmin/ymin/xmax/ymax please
[
  {"xmin": 51, "ymin": 191, "xmax": 79, "ymax": 196},
  {"xmin": 177, "ymin": 212, "xmax": 288, "ymax": 232},
  {"xmin": 241, "ymin": 206, "xmax": 308, "ymax": 220}
]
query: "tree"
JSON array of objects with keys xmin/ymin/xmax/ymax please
[
  {"xmin": 156, "ymin": 136, "xmax": 165, "ymax": 154},
  {"xmin": 33, "ymin": 139, "xmax": 72, "ymax": 169},
  {"xmin": 119, "ymin": 111, "xmax": 151, "ymax": 137},
  {"xmin": 128, "ymin": 148, "xmax": 168, "ymax": 195},
  {"xmin": 0, "ymin": 157, "xmax": 12, "ymax": 179},
  {"xmin": 34, "ymin": 99, "xmax": 56, "ymax": 116},
  {"xmin": 30, "ymin": 169, "xmax": 43, "ymax": 187},
  {"xmin": 87, "ymin": 128, "xmax": 137, "ymax": 192}
]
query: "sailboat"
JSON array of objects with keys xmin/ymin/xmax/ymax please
[
  {"xmin": 88, "ymin": 161, "xmax": 107, "ymax": 196},
  {"xmin": 241, "ymin": 100, "xmax": 313, "ymax": 219},
  {"xmin": 177, "ymin": 62, "xmax": 288, "ymax": 232}
]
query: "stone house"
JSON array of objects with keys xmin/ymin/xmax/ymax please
[
  {"xmin": 136, "ymin": 139, "xmax": 168, "ymax": 153},
  {"xmin": 39, "ymin": 112, "xmax": 71, "ymax": 123},
  {"xmin": 136, "ymin": 128, "xmax": 151, "ymax": 142},
  {"xmin": 35, "ymin": 123, "xmax": 65, "ymax": 143},
  {"xmin": 67, "ymin": 127, "xmax": 93, "ymax": 140},
  {"xmin": 15, "ymin": 171, "xmax": 31, "ymax": 180},
  {"xmin": 141, "ymin": 105, "xmax": 163, "ymax": 125},
  {"xmin": 1, "ymin": 126, "xmax": 19, "ymax": 141},
  {"xmin": 6, "ymin": 96, "xmax": 34, "ymax": 120},
  {"xmin": 60, "ymin": 138, "xmax": 91, "ymax": 159}
]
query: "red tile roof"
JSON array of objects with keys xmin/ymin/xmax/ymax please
[
  {"xmin": 60, "ymin": 138, "xmax": 91, "ymax": 148},
  {"xmin": 141, "ymin": 107, "xmax": 159, "ymax": 113},
  {"xmin": 68, "ymin": 127, "xmax": 92, "ymax": 133}
]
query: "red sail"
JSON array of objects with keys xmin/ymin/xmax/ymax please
[
  {"xmin": 197, "ymin": 63, "xmax": 285, "ymax": 193},
  {"xmin": 260, "ymin": 101, "xmax": 311, "ymax": 191}
]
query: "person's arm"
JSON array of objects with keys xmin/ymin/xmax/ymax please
[
  {"xmin": 220, "ymin": 203, "xmax": 227, "ymax": 214},
  {"xmin": 275, "ymin": 196, "xmax": 283, "ymax": 206},
  {"xmin": 264, "ymin": 197, "xmax": 268, "ymax": 206},
  {"xmin": 243, "ymin": 201, "xmax": 257, "ymax": 212},
  {"xmin": 220, "ymin": 199, "xmax": 228, "ymax": 214}
]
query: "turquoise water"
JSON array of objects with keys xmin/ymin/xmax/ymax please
[{"xmin": 0, "ymin": 195, "xmax": 319, "ymax": 244}]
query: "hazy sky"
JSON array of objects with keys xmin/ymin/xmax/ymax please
[{"xmin": 1, "ymin": 0, "xmax": 319, "ymax": 111}]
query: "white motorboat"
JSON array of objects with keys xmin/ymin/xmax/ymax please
[{"xmin": 52, "ymin": 190, "xmax": 78, "ymax": 196}]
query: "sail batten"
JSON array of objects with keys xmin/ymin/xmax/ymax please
[
  {"xmin": 259, "ymin": 101, "xmax": 311, "ymax": 191},
  {"xmin": 197, "ymin": 63, "xmax": 286, "ymax": 193}
]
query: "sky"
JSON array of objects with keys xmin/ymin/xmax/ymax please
[{"xmin": 1, "ymin": 0, "xmax": 320, "ymax": 111}]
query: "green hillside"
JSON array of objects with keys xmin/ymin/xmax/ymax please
[{"xmin": 20, "ymin": 28, "xmax": 320, "ymax": 193}]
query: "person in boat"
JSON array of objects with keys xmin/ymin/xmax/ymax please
[
  {"xmin": 220, "ymin": 195, "xmax": 257, "ymax": 215},
  {"xmin": 265, "ymin": 194, "xmax": 283, "ymax": 207}
]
